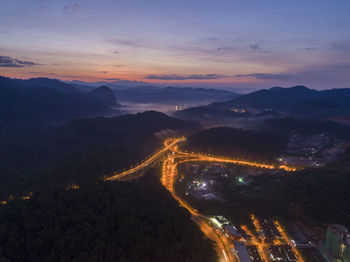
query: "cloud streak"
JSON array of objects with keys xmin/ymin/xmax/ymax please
[
  {"xmin": 235, "ymin": 73, "xmax": 293, "ymax": 80},
  {"xmin": 0, "ymin": 55, "xmax": 38, "ymax": 67},
  {"xmin": 104, "ymin": 78, "xmax": 121, "ymax": 81},
  {"xmin": 146, "ymin": 74, "xmax": 228, "ymax": 80},
  {"xmin": 235, "ymin": 63, "xmax": 350, "ymax": 89}
]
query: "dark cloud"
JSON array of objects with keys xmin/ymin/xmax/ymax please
[
  {"xmin": 216, "ymin": 47, "xmax": 235, "ymax": 52},
  {"xmin": 249, "ymin": 44, "xmax": 262, "ymax": 51},
  {"xmin": 63, "ymin": 3, "xmax": 79, "ymax": 11},
  {"xmin": 304, "ymin": 47, "xmax": 319, "ymax": 51},
  {"xmin": 114, "ymin": 65, "xmax": 124, "ymax": 67},
  {"xmin": 104, "ymin": 78, "xmax": 121, "ymax": 81},
  {"xmin": 62, "ymin": 75, "xmax": 80, "ymax": 78},
  {"xmin": 30, "ymin": 72, "xmax": 56, "ymax": 76},
  {"xmin": 235, "ymin": 73, "xmax": 293, "ymax": 80},
  {"xmin": 110, "ymin": 38, "xmax": 154, "ymax": 50},
  {"xmin": 112, "ymin": 39, "xmax": 144, "ymax": 48},
  {"xmin": 100, "ymin": 71, "xmax": 108, "ymax": 74},
  {"xmin": 0, "ymin": 55, "xmax": 38, "ymax": 67},
  {"xmin": 146, "ymin": 74, "xmax": 228, "ymax": 80}
]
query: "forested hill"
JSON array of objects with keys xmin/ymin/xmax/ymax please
[
  {"xmin": 211, "ymin": 85, "xmax": 350, "ymax": 113},
  {"xmin": 89, "ymin": 85, "xmax": 118, "ymax": 105},
  {"xmin": 177, "ymin": 86, "xmax": 350, "ymax": 120},
  {"xmin": 184, "ymin": 126, "xmax": 287, "ymax": 162},
  {"xmin": 55, "ymin": 110, "xmax": 199, "ymax": 158},
  {"xmin": 262, "ymin": 117, "xmax": 350, "ymax": 139},
  {"xmin": 0, "ymin": 171, "xmax": 217, "ymax": 262},
  {"xmin": 0, "ymin": 111, "xmax": 199, "ymax": 198},
  {"xmin": 0, "ymin": 110, "xmax": 215, "ymax": 262},
  {"xmin": 278, "ymin": 145, "xmax": 350, "ymax": 228}
]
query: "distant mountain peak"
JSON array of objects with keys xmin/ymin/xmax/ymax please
[
  {"xmin": 269, "ymin": 86, "xmax": 283, "ymax": 92},
  {"xmin": 90, "ymin": 85, "xmax": 117, "ymax": 105},
  {"xmin": 96, "ymin": 85, "xmax": 112, "ymax": 91},
  {"xmin": 268, "ymin": 85, "xmax": 311, "ymax": 92},
  {"xmin": 288, "ymin": 85, "xmax": 310, "ymax": 90}
]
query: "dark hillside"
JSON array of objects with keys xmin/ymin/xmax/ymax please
[
  {"xmin": 0, "ymin": 111, "xmax": 199, "ymax": 197},
  {"xmin": 185, "ymin": 127, "xmax": 287, "ymax": 162},
  {"xmin": 0, "ymin": 172, "xmax": 217, "ymax": 262},
  {"xmin": 0, "ymin": 76, "xmax": 117, "ymax": 129}
]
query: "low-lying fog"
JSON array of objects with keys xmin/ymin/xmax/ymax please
[{"xmin": 119, "ymin": 102, "xmax": 206, "ymax": 114}]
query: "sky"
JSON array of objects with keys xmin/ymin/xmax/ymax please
[{"xmin": 0, "ymin": 0, "xmax": 350, "ymax": 91}]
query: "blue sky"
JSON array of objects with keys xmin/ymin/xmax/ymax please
[{"xmin": 0, "ymin": 0, "xmax": 350, "ymax": 91}]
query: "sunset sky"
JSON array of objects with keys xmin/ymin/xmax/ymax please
[{"xmin": 1, "ymin": 0, "xmax": 350, "ymax": 91}]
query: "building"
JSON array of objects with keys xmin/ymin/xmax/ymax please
[
  {"xmin": 234, "ymin": 241, "xmax": 253, "ymax": 262},
  {"xmin": 269, "ymin": 245, "xmax": 284, "ymax": 261},
  {"xmin": 282, "ymin": 245, "xmax": 298, "ymax": 261},
  {"xmin": 223, "ymin": 224, "xmax": 242, "ymax": 240},
  {"xmin": 257, "ymin": 217, "xmax": 282, "ymax": 242},
  {"xmin": 246, "ymin": 245, "xmax": 263, "ymax": 262},
  {"xmin": 238, "ymin": 226, "xmax": 253, "ymax": 241},
  {"xmin": 211, "ymin": 216, "xmax": 230, "ymax": 228}
]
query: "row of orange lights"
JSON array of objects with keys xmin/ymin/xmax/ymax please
[{"xmin": 106, "ymin": 137, "xmax": 301, "ymax": 262}]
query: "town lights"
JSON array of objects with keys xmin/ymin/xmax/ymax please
[{"xmin": 104, "ymin": 137, "xmax": 301, "ymax": 262}]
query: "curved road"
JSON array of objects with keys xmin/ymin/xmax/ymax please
[
  {"xmin": 162, "ymin": 157, "xmax": 236, "ymax": 262},
  {"xmin": 106, "ymin": 137, "xmax": 298, "ymax": 261},
  {"xmin": 106, "ymin": 137, "xmax": 186, "ymax": 181},
  {"xmin": 108, "ymin": 136, "xmax": 297, "ymax": 182}
]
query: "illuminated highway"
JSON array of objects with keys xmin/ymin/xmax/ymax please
[
  {"xmin": 171, "ymin": 148, "xmax": 297, "ymax": 172},
  {"xmin": 106, "ymin": 137, "xmax": 299, "ymax": 261},
  {"xmin": 106, "ymin": 137, "xmax": 186, "ymax": 181},
  {"xmin": 161, "ymin": 155, "xmax": 236, "ymax": 262},
  {"xmin": 108, "ymin": 136, "xmax": 297, "ymax": 182}
]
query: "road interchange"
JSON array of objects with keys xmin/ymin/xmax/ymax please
[{"xmin": 106, "ymin": 137, "xmax": 299, "ymax": 261}]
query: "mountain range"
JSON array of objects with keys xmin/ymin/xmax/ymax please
[
  {"xmin": 0, "ymin": 76, "xmax": 118, "ymax": 129},
  {"xmin": 112, "ymin": 86, "xmax": 239, "ymax": 104},
  {"xmin": 176, "ymin": 86, "xmax": 350, "ymax": 120},
  {"xmin": 71, "ymin": 81, "xmax": 240, "ymax": 104}
]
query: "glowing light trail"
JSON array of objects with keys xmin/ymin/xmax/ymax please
[{"xmin": 105, "ymin": 137, "xmax": 299, "ymax": 261}]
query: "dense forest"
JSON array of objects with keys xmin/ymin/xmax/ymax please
[
  {"xmin": 262, "ymin": 118, "xmax": 350, "ymax": 226},
  {"xmin": 178, "ymin": 125, "xmax": 350, "ymax": 229},
  {"xmin": 283, "ymin": 147, "xmax": 350, "ymax": 228},
  {"xmin": 0, "ymin": 109, "xmax": 217, "ymax": 262},
  {"xmin": 0, "ymin": 111, "xmax": 199, "ymax": 198},
  {"xmin": 184, "ymin": 126, "xmax": 287, "ymax": 162},
  {"xmin": 0, "ymin": 173, "xmax": 217, "ymax": 262},
  {"xmin": 1, "ymin": 75, "xmax": 350, "ymax": 261},
  {"xmin": 175, "ymin": 148, "xmax": 350, "ymax": 229},
  {"xmin": 262, "ymin": 117, "xmax": 350, "ymax": 139}
]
